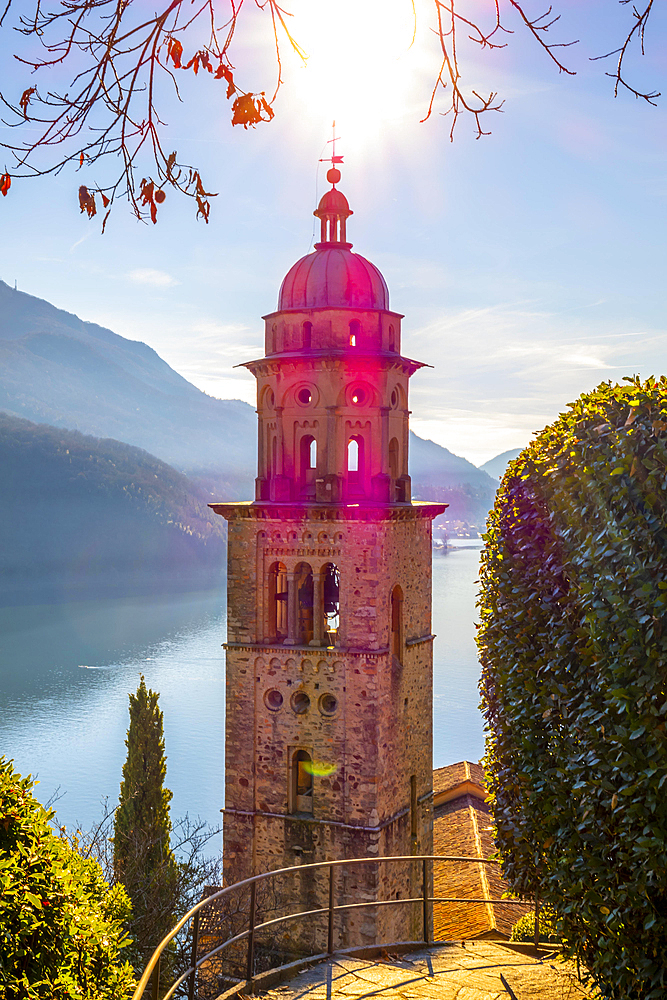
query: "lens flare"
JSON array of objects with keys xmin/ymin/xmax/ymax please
[
  {"xmin": 284, "ymin": 0, "xmax": 427, "ymax": 153},
  {"xmin": 303, "ymin": 760, "xmax": 338, "ymax": 777}
]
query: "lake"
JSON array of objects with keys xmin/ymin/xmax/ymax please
[{"xmin": 0, "ymin": 547, "xmax": 484, "ymax": 835}]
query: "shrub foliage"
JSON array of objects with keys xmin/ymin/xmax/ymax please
[
  {"xmin": 510, "ymin": 904, "xmax": 560, "ymax": 944},
  {"xmin": 0, "ymin": 756, "xmax": 134, "ymax": 999},
  {"xmin": 478, "ymin": 377, "xmax": 667, "ymax": 999}
]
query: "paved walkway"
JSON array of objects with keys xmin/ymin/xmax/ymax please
[{"xmin": 258, "ymin": 943, "xmax": 595, "ymax": 1000}]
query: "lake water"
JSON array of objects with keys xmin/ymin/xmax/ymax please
[{"xmin": 0, "ymin": 548, "xmax": 484, "ymax": 834}]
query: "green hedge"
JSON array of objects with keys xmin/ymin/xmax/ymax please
[
  {"xmin": 510, "ymin": 904, "xmax": 560, "ymax": 944},
  {"xmin": 478, "ymin": 377, "xmax": 667, "ymax": 999},
  {"xmin": 0, "ymin": 757, "xmax": 135, "ymax": 999}
]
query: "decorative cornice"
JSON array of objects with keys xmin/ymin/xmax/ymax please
[
  {"xmin": 241, "ymin": 352, "xmax": 427, "ymax": 379},
  {"xmin": 224, "ymin": 642, "xmax": 390, "ymax": 658},
  {"xmin": 210, "ymin": 501, "xmax": 448, "ymax": 522},
  {"xmin": 221, "ymin": 804, "xmax": 411, "ymax": 834},
  {"xmin": 261, "ymin": 307, "xmax": 405, "ymax": 321}
]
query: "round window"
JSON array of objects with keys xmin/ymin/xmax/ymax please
[
  {"xmin": 264, "ymin": 689, "xmax": 283, "ymax": 711},
  {"xmin": 319, "ymin": 693, "xmax": 338, "ymax": 716},
  {"xmin": 351, "ymin": 388, "xmax": 366, "ymax": 406},
  {"xmin": 391, "ymin": 389, "xmax": 398, "ymax": 408},
  {"xmin": 298, "ymin": 387, "xmax": 312, "ymax": 405},
  {"xmin": 291, "ymin": 691, "xmax": 311, "ymax": 714},
  {"xmin": 266, "ymin": 389, "xmax": 275, "ymax": 408}
]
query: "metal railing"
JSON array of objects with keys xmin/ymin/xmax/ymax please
[{"xmin": 131, "ymin": 855, "xmax": 535, "ymax": 1000}]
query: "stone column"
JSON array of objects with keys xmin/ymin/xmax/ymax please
[
  {"xmin": 257, "ymin": 411, "xmax": 265, "ymax": 476},
  {"xmin": 380, "ymin": 406, "xmax": 389, "ymax": 476},
  {"xmin": 284, "ymin": 569, "xmax": 298, "ymax": 645},
  {"xmin": 310, "ymin": 567, "xmax": 323, "ymax": 646},
  {"xmin": 325, "ymin": 406, "xmax": 337, "ymax": 475},
  {"xmin": 276, "ymin": 406, "xmax": 285, "ymax": 475}
]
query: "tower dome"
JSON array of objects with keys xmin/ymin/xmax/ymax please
[
  {"xmin": 278, "ymin": 248, "xmax": 389, "ymax": 311},
  {"xmin": 277, "ymin": 175, "xmax": 389, "ymax": 311}
]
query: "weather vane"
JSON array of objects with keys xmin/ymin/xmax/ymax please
[{"xmin": 320, "ymin": 120, "xmax": 343, "ymax": 184}]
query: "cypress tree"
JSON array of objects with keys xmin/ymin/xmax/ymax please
[{"xmin": 114, "ymin": 676, "xmax": 178, "ymax": 965}]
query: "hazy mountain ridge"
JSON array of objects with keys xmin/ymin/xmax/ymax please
[
  {"xmin": 409, "ymin": 432, "xmax": 497, "ymax": 531},
  {"xmin": 0, "ymin": 414, "xmax": 226, "ymax": 602},
  {"xmin": 0, "ymin": 281, "xmax": 499, "ymax": 535},
  {"xmin": 478, "ymin": 448, "xmax": 523, "ymax": 480},
  {"xmin": 0, "ymin": 280, "xmax": 256, "ymax": 490}
]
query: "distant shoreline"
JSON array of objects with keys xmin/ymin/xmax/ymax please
[{"xmin": 0, "ymin": 568, "xmax": 224, "ymax": 608}]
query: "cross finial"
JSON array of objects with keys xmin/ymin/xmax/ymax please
[{"xmin": 320, "ymin": 120, "xmax": 343, "ymax": 186}]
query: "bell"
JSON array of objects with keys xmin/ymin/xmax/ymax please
[
  {"xmin": 323, "ymin": 566, "xmax": 339, "ymax": 614},
  {"xmin": 298, "ymin": 573, "xmax": 314, "ymax": 609}
]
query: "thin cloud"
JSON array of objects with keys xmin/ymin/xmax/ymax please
[{"xmin": 126, "ymin": 268, "xmax": 179, "ymax": 287}]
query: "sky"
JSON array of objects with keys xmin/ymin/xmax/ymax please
[{"xmin": 0, "ymin": 0, "xmax": 666, "ymax": 465}]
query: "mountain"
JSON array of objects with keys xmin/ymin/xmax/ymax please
[
  {"xmin": 0, "ymin": 281, "xmax": 497, "ymax": 531},
  {"xmin": 0, "ymin": 280, "xmax": 256, "ymax": 495},
  {"xmin": 478, "ymin": 448, "xmax": 523, "ymax": 481},
  {"xmin": 409, "ymin": 432, "xmax": 498, "ymax": 532},
  {"xmin": 0, "ymin": 414, "xmax": 226, "ymax": 602}
]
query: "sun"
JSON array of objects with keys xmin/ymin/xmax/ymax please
[{"xmin": 283, "ymin": 0, "xmax": 429, "ymax": 154}]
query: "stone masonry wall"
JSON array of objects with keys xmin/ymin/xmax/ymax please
[{"xmin": 222, "ymin": 504, "xmax": 436, "ymax": 951}]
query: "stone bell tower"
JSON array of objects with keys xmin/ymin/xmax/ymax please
[{"xmin": 211, "ymin": 165, "xmax": 446, "ymax": 947}]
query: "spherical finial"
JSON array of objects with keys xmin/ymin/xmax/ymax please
[{"xmin": 327, "ymin": 167, "xmax": 341, "ymax": 185}]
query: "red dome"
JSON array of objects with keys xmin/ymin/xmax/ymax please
[
  {"xmin": 278, "ymin": 247, "xmax": 389, "ymax": 311},
  {"xmin": 316, "ymin": 187, "xmax": 351, "ymax": 217}
]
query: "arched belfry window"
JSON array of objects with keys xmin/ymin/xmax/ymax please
[
  {"xmin": 268, "ymin": 562, "xmax": 288, "ymax": 641},
  {"xmin": 295, "ymin": 562, "xmax": 314, "ymax": 645},
  {"xmin": 323, "ymin": 563, "xmax": 340, "ymax": 646},
  {"xmin": 391, "ymin": 585, "xmax": 403, "ymax": 662},
  {"xmin": 302, "ymin": 322, "xmax": 312, "ymax": 349},
  {"xmin": 300, "ymin": 435, "xmax": 317, "ymax": 498},
  {"xmin": 347, "ymin": 438, "xmax": 359, "ymax": 473},
  {"xmin": 349, "ymin": 319, "xmax": 360, "ymax": 347},
  {"xmin": 389, "ymin": 325, "xmax": 396, "ymax": 352},
  {"xmin": 347, "ymin": 435, "xmax": 364, "ymax": 493},
  {"xmin": 292, "ymin": 750, "xmax": 313, "ymax": 814}
]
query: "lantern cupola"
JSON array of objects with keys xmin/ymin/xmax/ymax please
[{"xmin": 314, "ymin": 168, "xmax": 353, "ymax": 247}]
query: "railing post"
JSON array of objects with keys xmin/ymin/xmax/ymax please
[
  {"xmin": 327, "ymin": 864, "xmax": 335, "ymax": 955},
  {"xmin": 534, "ymin": 892, "xmax": 540, "ymax": 951},
  {"xmin": 246, "ymin": 881, "xmax": 257, "ymax": 988},
  {"xmin": 151, "ymin": 955, "xmax": 161, "ymax": 1000},
  {"xmin": 187, "ymin": 909, "xmax": 200, "ymax": 1000},
  {"xmin": 422, "ymin": 858, "xmax": 430, "ymax": 944}
]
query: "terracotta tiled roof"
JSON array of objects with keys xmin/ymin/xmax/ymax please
[
  {"xmin": 432, "ymin": 762, "xmax": 532, "ymax": 941},
  {"xmin": 433, "ymin": 760, "xmax": 486, "ymax": 799}
]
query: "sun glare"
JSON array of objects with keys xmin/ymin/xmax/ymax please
[{"xmin": 285, "ymin": 0, "xmax": 427, "ymax": 153}]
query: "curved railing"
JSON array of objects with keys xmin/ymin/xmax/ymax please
[{"xmin": 132, "ymin": 855, "xmax": 535, "ymax": 1000}]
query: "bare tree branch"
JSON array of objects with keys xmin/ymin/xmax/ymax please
[
  {"xmin": 0, "ymin": 0, "xmax": 303, "ymax": 224},
  {"xmin": 590, "ymin": 0, "xmax": 660, "ymax": 104},
  {"xmin": 0, "ymin": 1, "xmax": 660, "ymax": 224}
]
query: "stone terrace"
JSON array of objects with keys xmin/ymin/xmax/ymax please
[{"xmin": 257, "ymin": 943, "xmax": 596, "ymax": 1000}]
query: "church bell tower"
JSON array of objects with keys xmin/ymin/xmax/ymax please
[{"xmin": 211, "ymin": 165, "xmax": 446, "ymax": 947}]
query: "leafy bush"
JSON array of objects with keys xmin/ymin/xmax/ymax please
[
  {"xmin": 0, "ymin": 756, "xmax": 135, "ymax": 999},
  {"xmin": 478, "ymin": 377, "xmax": 667, "ymax": 999},
  {"xmin": 510, "ymin": 905, "xmax": 560, "ymax": 944}
]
